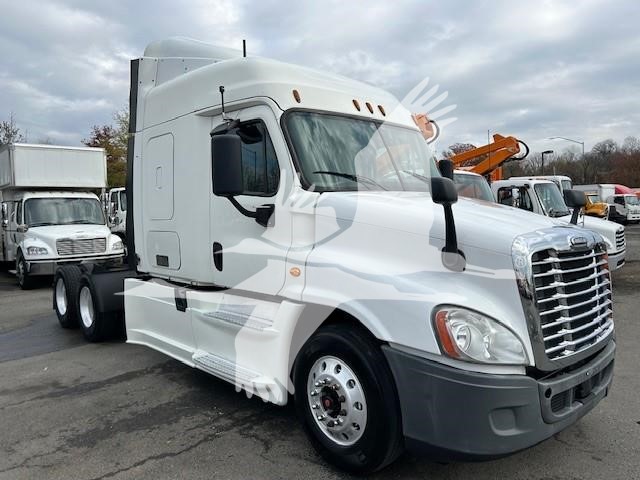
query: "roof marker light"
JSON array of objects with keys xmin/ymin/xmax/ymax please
[
  {"xmin": 366, "ymin": 102, "xmax": 374, "ymax": 114},
  {"xmin": 293, "ymin": 89, "xmax": 301, "ymax": 103},
  {"xmin": 378, "ymin": 105, "xmax": 386, "ymax": 116},
  {"xmin": 352, "ymin": 99, "xmax": 361, "ymax": 111}
]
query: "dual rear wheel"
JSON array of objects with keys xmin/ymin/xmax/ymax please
[{"xmin": 53, "ymin": 266, "xmax": 117, "ymax": 341}]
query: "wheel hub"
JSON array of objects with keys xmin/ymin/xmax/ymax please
[
  {"xmin": 307, "ymin": 355, "xmax": 367, "ymax": 446},
  {"xmin": 79, "ymin": 287, "xmax": 94, "ymax": 329},
  {"xmin": 55, "ymin": 279, "xmax": 67, "ymax": 315}
]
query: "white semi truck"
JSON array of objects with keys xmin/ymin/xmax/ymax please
[
  {"xmin": 0, "ymin": 143, "xmax": 125, "ymax": 288},
  {"xmin": 491, "ymin": 178, "xmax": 626, "ymax": 270},
  {"xmin": 53, "ymin": 38, "xmax": 616, "ymax": 473}
]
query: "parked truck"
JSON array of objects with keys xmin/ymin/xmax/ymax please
[
  {"xmin": 101, "ymin": 187, "xmax": 127, "ymax": 238},
  {"xmin": 491, "ymin": 178, "xmax": 625, "ymax": 270},
  {"xmin": 0, "ymin": 143, "xmax": 125, "ymax": 288},
  {"xmin": 511, "ymin": 175, "xmax": 609, "ymax": 218},
  {"xmin": 606, "ymin": 194, "xmax": 640, "ymax": 224},
  {"xmin": 53, "ymin": 38, "xmax": 616, "ymax": 473}
]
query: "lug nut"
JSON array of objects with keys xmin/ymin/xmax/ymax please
[
  {"xmin": 327, "ymin": 420, "xmax": 336, "ymax": 427},
  {"xmin": 339, "ymin": 409, "xmax": 347, "ymax": 416},
  {"xmin": 337, "ymin": 418, "xmax": 344, "ymax": 425},
  {"xmin": 314, "ymin": 381, "xmax": 321, "ymax": 387},
  {"xmin": 310, "ymin": 390, "xmax": 319, "ymax": 396},
  {"xmin": 312, "ymin": 404, "xmax": 320, "ymax": 410},
  {"xmin": 331, "ymin": 384, "xmax": 340, "ymax": 390},
  {"xmin": 338, "ymin": 395, "xmax": 346, "ymax": 403},
  {"xmin": 317, "ymin": 414, "xmax": 327, "ymax": 421}
]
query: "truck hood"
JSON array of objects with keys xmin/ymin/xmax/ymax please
[
  {"xmin": 315, "ymin": 191, "xmax": 563, "ymax": 256},
  {"xmin": 25, "ymin": 224, "xmax": 111, "ymax": 242},
  {"xmin": 555, "ymin": 214, "xmax": 622, "ymax": 249}
]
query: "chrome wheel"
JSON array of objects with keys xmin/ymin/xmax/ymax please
[
  {"xmin": 55, "ymin": 278, "xmax": 67, "ymax": 315},
  {"xmin": 79, "ymin": 286, "xmax": 95, "ymax": 329},
  {"xmin": 307, "ymin": 355, "xmax": 368, "ymax": 446}
]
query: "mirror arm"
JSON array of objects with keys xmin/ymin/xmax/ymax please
[
  {"xmin": 227, "ymin": 197, "xmax": 275, "ymax": 228},
  {"xmin": 570, "ymin": 207, "xmax": 580, "ymax": 225},
  {"xmin": 442, "ymin": 205, "xmax": 458, "ymax": 254}
]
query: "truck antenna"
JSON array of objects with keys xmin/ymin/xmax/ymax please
[{"xmin": 243, "ymin": 39, "xmax": 246, "ymax": 58}]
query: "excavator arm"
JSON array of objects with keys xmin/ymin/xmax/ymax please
[{"xmin": 450, "ymin": 134, "xmax": 529, "ymax": 181}]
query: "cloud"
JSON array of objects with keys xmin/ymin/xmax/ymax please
[{"xmin": 0, "ymin": 0, "xmax": 637, "ymax": 152}]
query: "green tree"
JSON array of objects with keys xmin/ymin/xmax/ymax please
[{"xmin": 83, "ymin": 108, "xmax": 129, "ymax": 187}]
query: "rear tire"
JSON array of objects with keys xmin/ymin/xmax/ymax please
[
  {"xmin": 77, "ymin": 277, "xmax": 116, "ymax": 342},
  {"xmin": 293, "ymin": 324, "xmax": 404, "ymax": 474},
  {"xmin": 53, "ymin": 266, "xmax": 83, "ymax": 329}
]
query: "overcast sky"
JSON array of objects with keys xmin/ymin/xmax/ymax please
[{"xmin": 1, "ymin": 0, "xmax": 638, "ymax": 155}]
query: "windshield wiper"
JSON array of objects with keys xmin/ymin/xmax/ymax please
[
  {"xmin": 548, "ymin": 208, "xmax": 570, "ymax": 218},
  {"xmin": 402, "ymin": 170, "xmax": 431, "ymax": 183},
  {"xmin": 28, "ymin": 222, "xmax": 55, "ymax": 227},
  {"xmin": 313, "ymin": 171, "xmax": 388, "ymax": 190},
  {"xmin": 65, "ymin": 220, "xmax": 100, "ymax": 225}
]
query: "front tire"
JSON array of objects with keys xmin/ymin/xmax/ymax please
[
  {"xmin": 293, "ymin": 324, "xmax": 404, "ymax": 473},
  {"xmin": 53, "ymin": 266, "xmax": 82, "ymax": 329},
  {"xmin": 16, "ymin": 252, "xmax": 34, "ymax": 290}
]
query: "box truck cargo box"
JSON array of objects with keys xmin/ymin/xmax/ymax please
[{"xmin": 0, "ymin": 143, "xmax": 106, "ymax": 189}]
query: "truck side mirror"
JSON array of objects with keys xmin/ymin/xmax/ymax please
[
  {"xmin": 438, "ymin": 159, "xmax": 454, "ymax": 180},
  {"xmin": 564, "ymin": 190, "xmax": 586, "ymax": 225},
  {"xmin": 431, "ymin": 177, "xmax": 465, "ymax": 271},
  {"xmin": 212, "ymin": 134, "xmax": 243, "ymax": 196}
]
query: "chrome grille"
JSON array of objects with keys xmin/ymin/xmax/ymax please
[
  {"xmin": 531, "ymin": 246, "xmax": 613, "ymax": 361},
  {"xmin": 615, "ymin": 228, "xmax": 625, "ymax": 251},
  {"xmin": 56, "ymin": 238, "xmax": 106, "ymax": 256}
]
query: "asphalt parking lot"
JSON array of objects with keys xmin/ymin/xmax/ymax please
[{"xmin": 1, "ymin": 228, "xmax": 639, "ymax": 480}]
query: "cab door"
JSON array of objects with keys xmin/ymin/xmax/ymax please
[{"xmin": 208, "ymin": 105, "xmax": 293, "ymax": 296}]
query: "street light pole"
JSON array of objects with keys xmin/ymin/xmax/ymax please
[
  {"xmin": 541, "ymin": 150, "xmax": 554, "ymax": 175},
  {"xmin": 548, "ymin": 136, "xmax": 585, "ymax": 158}
]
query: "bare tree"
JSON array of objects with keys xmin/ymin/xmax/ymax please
[{"xmin": 0, "ymin": 113, "xmax": 26, "ymax": 146}]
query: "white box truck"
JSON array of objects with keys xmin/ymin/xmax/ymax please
[
  {"xmin": 53, "ymin": 38, "xmax": 615, "ymax": 473},
  {"xmin": 0, "ymin": 143, "xmax": 125, "ymax": 288}
]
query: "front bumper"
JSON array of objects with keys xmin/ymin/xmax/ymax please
[
  {"xmin": 608, "ymin": 249, "xmax": 625, "ymax": 270},
  {"xmin": 382, "ymin": 340, "xmax": 615, "ymax": 461},
  {"xmin": 25, "ymin": 253, "xmax": 125, "ymax": 276}
]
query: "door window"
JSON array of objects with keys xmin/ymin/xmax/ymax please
[
  {"xmin": 16, "ymin": 201, "xmax": 22, "ymax": 225},
  {"xmin": 215, "ymin": 121, "xmax": 280, "ymax": 197}
]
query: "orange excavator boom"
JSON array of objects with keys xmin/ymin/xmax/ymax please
[{"xmin": 451, "ymin": 134, "xmax": 529, "ymax": 181}]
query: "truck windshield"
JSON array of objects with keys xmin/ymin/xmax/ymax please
[
  {"xmin": 24, "ymin": 198, "xmax": 105, "ymax": 227},
  {"xmin": 452, "ymin": 173, "xmax": 494, "ymax": 202},
  {"xmin": 285, "ymin": 111, "xmax": 440, "ymax": 192},
  {"xmin": 534, "ymin": 183, "xmax": 570, "ymax": 217},
  {"xmin": 625, "ymin": 195, "xmax": 639, "ymax": 205}
]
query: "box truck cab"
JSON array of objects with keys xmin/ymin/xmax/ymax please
[
  {"xmin": 102, "ymin": 187, "xmax": 127, "ymax": 238},
  {"xmin": 55, "ymin": 38, "xmax": 615, "ymax": 473},
  {"xmin": 492, "ymin": 178, "xmax": 625, "ymax": 270},
  {"xmin": 606, "ymin": 194, "xmax": 640, "ymax": 224},
  {"xmin": 0, "ymin": 144, "xmax": 125, "ymax": 288}
]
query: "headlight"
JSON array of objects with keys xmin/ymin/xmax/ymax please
[
  {"xmin": 433, "ymin": 307, "xmax": 527, "ymax": 365},
  {"xmin": 26, "ymin": 246, "xmax": 49, "ymax": 256},
  {"xmin": 112, "ymin": 241, "xmax": 124, "ymax": 251}
]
